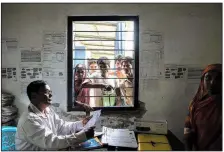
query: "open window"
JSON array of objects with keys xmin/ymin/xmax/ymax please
[{"xmin": 67, "ymin": 16, "xmax": 139, "ymax": 111}]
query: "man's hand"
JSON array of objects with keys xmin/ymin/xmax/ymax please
[{"xmin": 84, "ymin": 127, "xmax": 95, "ymax": 139}]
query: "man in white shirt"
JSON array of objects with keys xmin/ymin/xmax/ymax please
[{"xmin": 15, "ymin": 80, "xmax": 94, "ymax": 150}]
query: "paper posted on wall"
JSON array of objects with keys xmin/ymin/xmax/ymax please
[
  {"xmin": 84, "ymin": 110, "xmax": 101, "ymax": 130},
  {"xmin": 2, "ymin": 38, "xmax": 18, "ymax": 52},
  {"xmin": 20, "ymin": 67, "xmax": 42, "ymax": 82},
  {"xmin": 20, "ymin": 49, "xmax": 42, "ymax": 63},
  {"xmin": 43, "ymin": 32, "xmax": 66, "ymax": 49},
  {"xmin": 1, "ymin": 67, "xmax": 17, "ymax": 81}
]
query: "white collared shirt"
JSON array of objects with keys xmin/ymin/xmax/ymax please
[{"xmin": 15, "ymin": 103, "xmax": 87, "ymax": 150}]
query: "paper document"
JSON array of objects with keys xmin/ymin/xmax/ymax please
[
  {"xmin": 101, "ymin": 126, "xmax": 137, "ymax": 148},
  {"xmin": 94, "ymin": 131, "xmax": 104, "ymax": 137},
  {"xmin": 84, "ymin": 110, "xmax": 101, "ymax": 129}
]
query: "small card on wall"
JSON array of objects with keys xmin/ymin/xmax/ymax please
[{"xmin": 1, "ymin": 67, "xmax": 17, "ymax": 81}]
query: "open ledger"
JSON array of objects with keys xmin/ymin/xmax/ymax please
[{"xmin": 101, "ymin": 126, "xmax": 138, "ymax": 148}]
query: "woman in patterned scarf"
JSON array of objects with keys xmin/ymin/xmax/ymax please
[
  {"xmin": 74, "ymin": 63, "xmax": 113, "ymax": 108},
  {"xmin": 184, "ymin": 64, "xmax": 222, "ymax": 151},
  {"xmin": 74, "ymin": 64, "xmax": 91, "ymax": 106}
]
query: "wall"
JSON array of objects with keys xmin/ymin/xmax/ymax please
[{"xmin": 1, "ymin": 3, "xmax": 222, "ymax": 143}]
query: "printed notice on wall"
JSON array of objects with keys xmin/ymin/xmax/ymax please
[
  {"xmin": 141, "ymin": 30, "xmax": 164, "ymax": 51},
  {"xmin": 20, "ymin": 67, "xmax": 42, "ymax": 82},
  {"xmin": 20, "ymin": 48, "xmax": 42, "ymax": 63},
  {"xmin": 2, "ymin": 38, "xmax": 18, "ymax": 52},
  {"xmin": 42, "ymin": 68, "xmax": 65, "ymax": 79},
  {"xmin": 42, "ymin": 50, "xmax": 65, "ymax": 68},
  {"xmin": 1, "ymin": 67, "xmax": 17, "ymax": 81},
  {"xmin": 139, "ymin": 51, "xmax": 162, "ymax": 79},
  {"xmin": 187, "ymin": 67, "xmax": 203, "ymax": 80},
  {"xmin": 43, "ymin": 32, "xmax": 66, "ymax": 49},
  {"xmin": 164, "ymin": 64, "xmax": 188, "ymax": 80},
  {"xmin": 187, "ymin": 67, "xmax": 204, "ymax": 83}
]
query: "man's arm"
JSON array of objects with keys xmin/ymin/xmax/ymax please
[
  {"xmin": 22, "ymin": 117, "xmax": 87, "ymax": 150},
  {"xmin": 52, "ymin": 108, "xmax": 85, "ymax": 135}
]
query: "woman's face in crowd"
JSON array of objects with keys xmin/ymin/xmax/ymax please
[
  {"xmin": 204, "ymin": 71, "xmax": 222, "ymax": 95},
  {"xmin": 75, "ymin": 65, "xmax": 85, "ymax": 81}
]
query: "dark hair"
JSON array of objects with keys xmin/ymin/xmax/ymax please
[
  {"xmin": 122, "ymin": 56, "xmax": 133, "ymax": 65},
  {"xmin": 97, "ymin": 57, "xmax": 110, "ymax": 67},
  {"xmin": 115, "ymin": 54, "xmax": 124, "ymax": 63},
  {"xmin": 27, "ymin": 80, "xmax": 47, "ymax": 101},
  {"xmin": 88, "ymin": 59, "xmax": 97, "ymax": 67},
  {"xmin": 74, "ymin": 64, "xmax": 86, "ymax": 73}
]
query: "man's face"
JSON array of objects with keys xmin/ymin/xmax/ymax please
[
  {"xmin": 35, "ymin": 85, "xmax": 52, "ymax": 105},
  {"xmin": 204, "ymin": 71, "xmax": 222, "ymax": 95},
  {"xmin": 115, "ymin": 60, "xmax": 122, "ymax": 71},
  {"xmin": 122, "ymin": 61, "xmax": 132, "ymax": 75},
  {"xmin": 99, "ymin": 63, "xmax": 109, "ymax": 77},
  {"xmin": 89, "ymin": 63, "xmax": 98, "ymax": 74}
]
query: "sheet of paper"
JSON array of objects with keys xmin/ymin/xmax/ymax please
[
  {"xmin": 187, "ymin": 67, "xmax": 203, "ymax": 80},
  {"xmin": 20, "ymin": 67, "xmax": 42, "ymax": 82},
  {"xmin": 141, "ymin": 30, "xmax": 164, "ymax": 51},
  {"xmin": 43, "ymin": 32, "xmax": 66, "ymax": 49},
  {"xmin": 2, "ymin": 38, "xmax": 18, "ymax": 51},
  {"xmin": 42, "ymin": 68, "xmax": 65, "ymax": 79},
  {"xmin": 1, "ymin": 39, "xmax": 7, "ymax": 52},
  {"xmin": 20, "ymin": 48, "xmax": 42, "ymax": 63},
  {"xmin": 139, "ymin": 47, "xmax": 163, "ymax": 79},
  {"xmin": 84, "ymin": 110, "xmax": 101, "ymax": 129},
  {"xmin": 141, "ymin": 30, "xmax": 163, "ymax": 44},
  {"xmin": 1, "ymin": 67, "xmax": 17, "ymax": 81},
  {"xmin": 42, "ymin": 50, "xmax": 65, "ymax": 68},
  {"xmin": 164, "ymin": 64, "xmax": 188, "ymax": 80},
  {"xmin": 94, "ymin": 131, "xmax": 104, "ymax": 137}
]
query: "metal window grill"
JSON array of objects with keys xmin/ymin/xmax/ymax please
[{"xmin": 67, "ymin": 17, "xmax": 139, "ymax": 110}]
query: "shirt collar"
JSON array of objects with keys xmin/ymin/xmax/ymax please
[{"xmin": 28, "ymin": 103, "xmax": 50, "ymax": 118}]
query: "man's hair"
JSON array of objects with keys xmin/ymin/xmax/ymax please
[
  {"xmin": 115, "ymin": 54, "xmax": 124, "ymax": 63},
  {"xmin": 97, "ymin": 56, "xmax": 110, "ymax": 67},
  {"xmin": 88, "ymin": 59, "xmax": 97, "ymax": 67},
  {"xmin": 27, "ymin": 80, "xmax": 47, "ymax": 101},
  {"xmin": 122, "ymin": 56, "xmax": 133, "ymax": 65}
]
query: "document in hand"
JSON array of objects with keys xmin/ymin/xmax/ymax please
[
  {"xmin": 101, "ymin": 126, "xmax": 138, "ymax": 148},
  {"xmin": 84, "ymin": 110, "xmax": 101, "ymax": 129}
]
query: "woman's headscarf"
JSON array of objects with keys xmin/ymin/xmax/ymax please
[
  {"xmin": 185, "ymin": 63, "xmax": 222, "ymax": 150},
  {"xmin": 191, "ymin": 63, "xmax": 222, "ymax": 103},
  {"xmin": 74, "ymin": 64, "xmax": 90, "ymax": 104}
]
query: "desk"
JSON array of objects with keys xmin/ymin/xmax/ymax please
[{"xmin": 75, "ymin": 130, "xmax": 184, "ymax": 151}]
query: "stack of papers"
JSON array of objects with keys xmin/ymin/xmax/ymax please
[{"xmin": 101, "ymin": 126, "xmax": 138, "ymax": 148}]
